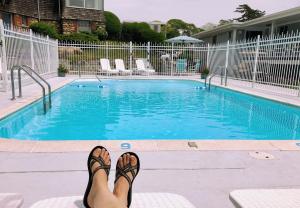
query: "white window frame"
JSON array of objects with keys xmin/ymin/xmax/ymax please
[
  {"xmin": 66, "ymin": 0, "xmax": 104, "ymax": 10},
  {"xmin": 77, "ymin": 20, "xmax": 91, "ymax": 32}
]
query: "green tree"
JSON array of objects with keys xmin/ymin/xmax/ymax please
[
  {"xmin": 234, "ymin": 4, "xmax": 265, "ymax": 22},
  {"xmin": 165, "ymin": 19, "xmax": 203, "ymax": 38},
  {"xmin": 121, "ymin": 22, "xmax": 164, "ymax": 42},
  {"xmin": 104, "ymin": 11, "xmax": 121, "ymax": 40},
  {"xmin": 219, "ymin": 19, "xmax": 234, "ymax": 26}
]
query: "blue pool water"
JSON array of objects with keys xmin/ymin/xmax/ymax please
[{"xmin": 0, "ymin": 79, "xmax": 300, "ymax": 140}]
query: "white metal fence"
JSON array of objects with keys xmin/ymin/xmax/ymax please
[
  {"xmin": 59, "ymin": 34, "xmax": 300, "ymax": 97},
  {"xmin": 208, "ymin": 34, "xmax": 300, "ymax": 97},
  {"xmin": 59, "ymin": 42, "xmax": 208, "ymax": 76},
  {"xmin": 0, "ymin": 20, "xmax": 59, "ymax": 92}
]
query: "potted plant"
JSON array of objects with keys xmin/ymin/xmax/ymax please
[
  {"xmin": 58, "ymin": 64, "xmax": 68, "ymax": 77},
  {"xmin": 201, "ymin": 68, "xmax": 209, "ymax": 79}
]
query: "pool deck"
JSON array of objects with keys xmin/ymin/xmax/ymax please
[{"xmin": 2, "ymin": 150, "xmax": 300, "ymax": 208}]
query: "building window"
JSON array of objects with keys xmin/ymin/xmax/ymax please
[
  {"xmin": 228, "ymin": 32, "xmax": 232, "ymax": 40},
  {"xmin": 68, "ymin": 0, "xmax": 84, "ymax": 7},
  {"xmin": 21, "ymin": 16, "xmax": 27, "ymax": 27},
  {"xmin": 1, "ymin": 12, "xmax": 12, "ymax": 27},
  {"xmin": 78, "ymin": 20, "xmax": 91, "ymax": 32},
  {"xmin": 66, "ymin": 0, "xmax": 103, "ymax": 10},
  {"xmin": 212, "ymin": 36, "xmax": 217, "ymax": 44},
  {"xmin": 279, "ymin": 25, "xmax": 288, "ymax": 34}
]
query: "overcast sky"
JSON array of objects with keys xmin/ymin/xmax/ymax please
[{"xmin": 105, "ymin": 0, "xmax": 300, "ymax": 27}]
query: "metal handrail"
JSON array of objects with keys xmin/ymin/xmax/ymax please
[
  {"xmin": 208, "ymin": 73, "xmax": 218, "ymax": 91},
  {"xmin": 10, "ymin": 65, "xmax": 51, "ymax": 113},
  {"xmin": 95, "ymin": 75, "xmax": 102, "ymax": 83},
  {"xmin": 206, "ymin": 66, "xmax": 225, "ymax": 91},
  {"xmin": 21, "ymin": 65, "xmax": 52, "ymax": 107}
]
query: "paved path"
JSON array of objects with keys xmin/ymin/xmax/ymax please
[{"xmin": 1, "ymin": 150, "xmax": 300, "ymax": 208}]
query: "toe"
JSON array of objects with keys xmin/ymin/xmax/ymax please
[
  {"xmin": 123, "ymin": 154, "xmax": 127, "ymax": 166},
  {"xmin": 126, "ymin": 153, "xmax": 130, "ymax": 165},
  {"xmin": 104, "ymin": 151, "xmax": 110, "ymax": 165},
  {"xmin": 93, "ymin": 148, "xmax": 101, "ymax": 157},
  {"xmin": 100, "ymin": 148, "xmax": 105, "ymax": 158},
  {"xmin": 118, "ymin": 157, "xmax": 123, "ymax": 168},
  {"xmin": 130, "ymin": 155, "xmax": 137, "ymax": 166}
]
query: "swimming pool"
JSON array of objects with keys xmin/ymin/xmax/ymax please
[{"xmin": 0, "ymin": 79, "xmax": 299, "ymax": 140}]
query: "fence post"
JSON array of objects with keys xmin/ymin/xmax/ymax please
[
  {"xmin": 47, "ymin": 35, "xmax": 51, "ymax": 73},
  {"xmin": 55, "ymin": 39, "xmax": 59, "ymax": 73},
  {"xmin": 0, "ymin": 19, "xmax": 8, "ymax": 92},
  {"xmin": 30, "ymin": 29, "xmax": 35, "ymax": 70},
  {"xmin": 129, "ymin": 41, "xmax": 133, "ymax": 70},
  {"xmin": 171, "ymin": 43, "xmax": 174, "ymax": 76},
  {"xmin": 206, "ymin": 43, "xmax": 210, "ymax": 70},
  {"xmin": 224, "ymin": 40, "xmax": 230, "ymax": 86},
  {"xmin": 105, "ymin": 41, "xmax": 108, "ymax": 59},
  {"xmin": 252, "ymin": 35, "xmax": 261, "ymax": 88},
  {"xmin": 147, "ymin": 42, "xmax": 150, "ymax": 69}
]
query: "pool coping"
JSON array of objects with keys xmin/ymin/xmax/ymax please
[
  {"xmin": 0, "ymin": 139, "xmax": 299, "ymax": 152},
  {"xmin": 0, "ymin": 76, "xmax": 300, "ymax": 153}
]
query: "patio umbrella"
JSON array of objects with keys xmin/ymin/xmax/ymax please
[{"xmin": 165, "ymin": 35, "xmax": 203, "ymax": 44}]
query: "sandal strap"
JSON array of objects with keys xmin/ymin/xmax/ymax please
[
  {"xmin": 115, "ymin": 164, "xmax": 138, "ymax": 187},
  {"xmin": 90, "ymin": 156, "xmax": 111, "ymax": 177}
]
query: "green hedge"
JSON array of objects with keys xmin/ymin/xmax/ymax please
[
  {"xmin": 121, "ymin": 22, "xmax": 165, "ymax": 43},
  {"xmin": 29, "ymin": 22, "xmax": 59, "ymax": 39},
  {"xmin": 60, "ymin": 32, "xmax": 100, "ymax": 42}
]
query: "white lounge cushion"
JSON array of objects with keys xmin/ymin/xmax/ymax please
[
  {"xmin": 230, "ymin": 189, "xmax": 300, "ymax": 208},
  {"xmin": 30, "ymin": 193, "xmax": 196, "ymax": 208},
  {"xmin": 0, "ymin": 193, "xmax": 24, "ymax": 208},
  {"xmin": 135, "ymin": 60, "xmax": 155, "ymax": 74},
  {"xmin": 115, "ymin": 59, "xmax": 132, "ymax": 74},
  {"xmin": 100, "ymin": 59, "xmax": 119, "ymax": 74}
]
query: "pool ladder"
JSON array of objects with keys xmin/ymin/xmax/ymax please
[
  {"xmin": 10, "ymin": 65, "xmax": 52, "ymax": 113},
  {"xmin": 205, "ymin": 66, "xmax": 227, "ymax": 91},
  {"xmin": 205, "ymin": 73, "xmax": 218, "ymax": 91}
]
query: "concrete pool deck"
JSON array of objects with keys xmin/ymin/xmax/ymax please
[{"xmin": 2, "ymin": 150, "xmax": 300, "ymax": 208}]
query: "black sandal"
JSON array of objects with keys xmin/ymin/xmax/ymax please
[
  {"xmin": 83, "ymin": 146, "xmax": 111, "ymax": 208},
  {"xmin": 114, "ymin": 152, "xmax": 140, "ymax": 208}
]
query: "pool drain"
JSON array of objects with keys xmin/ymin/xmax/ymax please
[
  {"xmin": 188, "ymin": 142, "xmax": 198, "ymax": 149},
  {"xmin": 249, "ymin": 151, "xmax": 275, "ymax": 160}
]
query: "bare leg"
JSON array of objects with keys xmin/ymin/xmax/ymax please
[
  {"xmin": 113, "ymin": 154, "xmax": 138, "ymax": 207},
  {"xmin": 87, "ymin": 148, "xmax": 126, "ymax": 208}
]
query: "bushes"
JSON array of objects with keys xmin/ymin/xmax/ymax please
[
  {"xmin": 93, "ymin": 26, "xmax": 108, "ymax": 40},
  {"xmin": 104, "ymin": 11, "xmax": 121, "ymax": 40},
  {"xmin": 121, "ymin": 22, "xmax": 164, "ymax": 43},
  {"xmin": 60, "ymin": 32, "xmax": 99, "ymax": 42},
  {"xmin": 29, "ymin": 15, "xmax": 166, "ymax": 43},
  {"xmin": 29, "ymin": 22, "xmax": 59, "ymax": 39}
]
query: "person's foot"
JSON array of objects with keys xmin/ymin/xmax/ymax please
[
  {"xmin": 87, "ymin": 147, "xmax": 111, "ymax": 207},
  {"xmin": 113, "ymin": 153, "xmax": 138, "ymax": 207}
]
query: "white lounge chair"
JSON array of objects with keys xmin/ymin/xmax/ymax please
[
  {"xmin": 135, "ymin": 59, "xmax": 155, "ymax": 75},
  {"xmin": 29, "ymin": 193, "xmax": 196, "ymax": 208},
  {"xmin": 100, "ymin": 59, "xmax": 119, "ymax": 75},
  {"xmin": 230, "ymin": 189, "xmax": 300, "ymax": 208},
  {"xmin": 0, "ymin": 193, "xmax": 23, "ymax": 208},
  {"xmin": 115, "ymin": 59, "xmax": 132, "ymax": 75}
]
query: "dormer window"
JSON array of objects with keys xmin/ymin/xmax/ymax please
[{"xmin": 66, "ymin": 0, "xmax": 103, "ymax": 10}]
